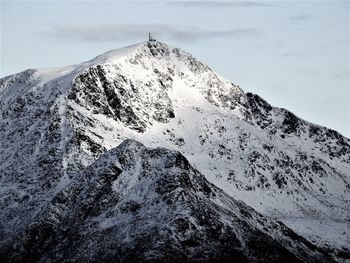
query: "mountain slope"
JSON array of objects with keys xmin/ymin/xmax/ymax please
[
  {"xmin": 0, "ymin": 41, "xmax": 349, "ymax": 258},
  {"xmin": 2, "ymin": 140, "xmax": 335, "ymax": 262}
]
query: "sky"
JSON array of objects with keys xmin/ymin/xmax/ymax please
[{"xmin": 1, "ymin": 0, "xmax": 349, "ymax": 137}]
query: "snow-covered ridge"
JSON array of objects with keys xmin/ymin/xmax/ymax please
[
  {"xmin": 0, "ymin": 41, "xmax": 349, "ymax": 261},
  {"xmin": 3, "ymin": 139, "xmax": 335, "ymax": 262}
]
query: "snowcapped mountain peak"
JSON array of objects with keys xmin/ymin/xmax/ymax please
[
  {"xmin": 88, "ymin": 40, "xmax": 178, "ymax": 64},
  {"xmin": 0, "ymin": 41, "xmax": 349, "ymax": 261},
  {"xmin": 27, "ymin": 40, "xmax": 203, "ymax": 84},
  {"xmin": 0, "ymin": 41, "xmax": 172, "ymax": 85}
]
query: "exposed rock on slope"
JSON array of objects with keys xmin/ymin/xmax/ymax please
[{"xmin": 3, "ymin": 140, "xmax": 335, "ymax": 263}]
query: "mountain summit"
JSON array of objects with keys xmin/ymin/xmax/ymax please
[{"xmin": 0, "ymin": 41, "xmax": 349, "ymax": 261}]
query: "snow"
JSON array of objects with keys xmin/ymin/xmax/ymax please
[
  {"xmin": 34, "ymin": 65, "xmax": 77, "ymax": 83},
  {"xmin": 67, "ymin": 41, "xmax": 349, "ymax": 252},
  {"xmin": 0, "ymin": 40, "xmax": 349, "ymax": 259},
  {"xmin": 87, "ymin": 42, "xmax": 144, "ymax": 65},
  {"xmin": 281, "ymin": 217, "xmax": 350, "ymax": 250}
]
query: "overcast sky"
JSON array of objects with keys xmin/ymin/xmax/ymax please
[{"xmin": 1, "ymin": 0, "xmax": 349, "ymax": 137}]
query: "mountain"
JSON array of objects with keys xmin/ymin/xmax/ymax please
[
  {"xmin": 2, "ymin": 140, "xmax": 335, "ymax": 262},
  {"xmin": 0, "ymin": 41, "xmax": 349, "ymax": 261}
]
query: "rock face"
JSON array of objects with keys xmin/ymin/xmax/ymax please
[
  {"xmin": 0, "ymin": 41, "xmax": 349, "ymax": 261},
  {"xmin": 2, "ymin": 140, "xmax": 335, "ymax": 262}
]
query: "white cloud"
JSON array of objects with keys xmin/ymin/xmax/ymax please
[{"xmin": 42, "ymin": 24, "xmax": 261, "ymax": 43}]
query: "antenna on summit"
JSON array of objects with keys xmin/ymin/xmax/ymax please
[{"xmin": 148, "ymin": 33, "xmax": 156, "ymax": 42}]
